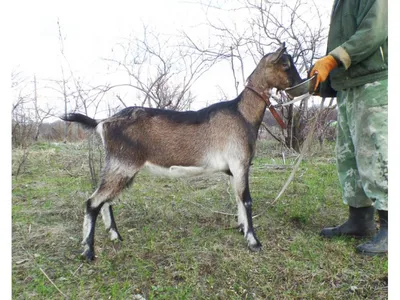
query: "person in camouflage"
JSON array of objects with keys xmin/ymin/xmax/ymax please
[{"xmin": 309, "ymin": 0, "xmax": 388, "ymax": 256}]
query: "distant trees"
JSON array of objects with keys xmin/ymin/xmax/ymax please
[
  {"xmin": 12, "ymin": 70, "xmax": 55, "ymax": 147},
  {"xmin": 12, "ymin": 69, "xmax": 33, "ymax": 148},
  {"xmin": 11, "ymin": 69, "xmax": 55, "ymax": 176}
]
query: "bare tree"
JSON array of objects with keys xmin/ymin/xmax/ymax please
[
  {"xmin": 245, "ymin": 0, "xmax": 330, "ymax": 151},
  {"xmin": 55, "ymin": 19, "xmax": 72, "ymax": 142},
  {"xmin": 101, "ymin": 24, "xmax": 221, "ymax": 111},
  {"xmin": 11, "ymin": 70, "xmax": 34, "ymax": 176},
  {"xmin": 42, "ymin": 20, "xmax": 107, "ymax": 186},
  {"xmin": 11, "ymin": 71, "xmax": 34, "ymax": 147},
  {"xmin": 181, "ymin": 20, "xmax": 248, "ymax": 96},
  {"xmin": 32, "ymin": 75, "xmax": 54, "ymax": 141}
]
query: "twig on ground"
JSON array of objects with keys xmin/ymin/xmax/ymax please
[
  {"xmin": 21, "ymin": 246, "xmax": 35, "ymax": 259},
  {"xmin": 224, "ymin": 225, "xmax": 242, "ymax": 230},
  {"xmin": 181, "ymin": 197, "xmax": 260, "ymax": 221},
  {"xmin": 70, "ymin": 263, "xmax": 83, "ymax": 277},
  {"xmin": 63, "ymin": 168, "xmax": 75, "ymax": 177},
  {"xmin": 226, "ymin": 180, "xmax": 232, "ymax": 200},
  {"xmin": 180, "ymin": 198, "xmax": 236, "ymax": 216},
  {"xmin": 254, "ymin": 164, "xmax": 293, "ymax": 169},
  {"xmin": 271, "ymin": 150, "xmax": 304, "ymax": 205},
  {"xmin": 15, "ymin": 259, "xmax": 29, "ymax": 265},
  {"xmin": 39, "ymin": 267, "xmax": 68, "ymax": 299}
]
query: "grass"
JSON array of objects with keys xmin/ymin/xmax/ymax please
[{"xmin": 12, "ymin": 140, "xmax": 388, "ymax": 299}]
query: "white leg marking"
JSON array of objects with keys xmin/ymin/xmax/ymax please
[
  {"xmin": 246, "ymin": 232, "xmax": 257, "ymax": 246},
  {"xmin": 101, "ymin": 203, "xmax": 112, "ymax": 230},
  {"xmin": 82, "ymin": 213, "xmax": 91, "ymax": 244},
  {"xmin": 109, "ymin": 229, "xmax": 120, "ymax": 241},
  {"xmin": 81, "ymin": 243, "xmax": 90, "ymax": 256},
  {"xmin": 230, "ymin": 172, "xmax": 250, "ymax": 236},
  {"xmin": 237, "ymin": 202, "xmax": 248, "ymax": 234},
  {"xmin": 101, "ymin": 203, "xmax": 121, "ymax": 241}
]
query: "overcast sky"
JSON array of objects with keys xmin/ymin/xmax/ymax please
[
  {"xmin": 11, "ymin": 0, "xmax": 209, "ymax": 79},
  {"xmin": 9, "ymin": 0, "xmax": 399, "ymax": 118},
  {"xmin": 10, "ymin": 0, "xmax": 335, "ymax": 118}
]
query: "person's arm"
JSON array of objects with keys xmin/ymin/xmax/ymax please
[{"xmin": 330, "ymin": 0, "xmax": 388, "ymax": 70}]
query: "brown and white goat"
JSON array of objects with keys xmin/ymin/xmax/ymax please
[{"xmin": 61, "ymin": 44, "xmax": 303, "ymax": 261}]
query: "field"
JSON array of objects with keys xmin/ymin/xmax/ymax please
[{"xmin": 12, "ymin": 140, "xmax": 388, "ymax": 299}]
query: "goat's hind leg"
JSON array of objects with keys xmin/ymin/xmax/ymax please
[
  {"xmin": 82, "ymin": 170, "xmax": 136, "ymax": 261},
  {"xmin": 230, "ymin": 175, "xmax": 245, "ymax": 234},
  {"xmin": 101, "ymin": 202, "xmax": 123, "ymax": 241},
  {"xmin": 82, "ymin": 196, "xmax": 104, "ymax": 261}
]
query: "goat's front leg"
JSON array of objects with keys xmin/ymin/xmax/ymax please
[
  {"xmin": 230, "ymin": 172, "xmax": 262, "ymax": 252},
  {"xmin": 101, "ymin": 202, "xmax": 123, "ymax": 242}
]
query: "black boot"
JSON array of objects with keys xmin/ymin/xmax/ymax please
[
  {"xmin": 320, "ymin": 206, "xmax": 376, "ymax": 238},
  {"xmin": 356, "ymin": 210, "xmax": 388, "ymax": 256}
]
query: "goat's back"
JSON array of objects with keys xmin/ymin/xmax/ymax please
[{"xmin": 99, "ymin": 102, "xmax": 253, "ymax": 168}]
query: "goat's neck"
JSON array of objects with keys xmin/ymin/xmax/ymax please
[{"xmin": 239, "ymin": 80, "xmax": 271, "ymax": 128}]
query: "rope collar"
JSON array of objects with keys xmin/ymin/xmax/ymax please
[{"xmin": 245, "ymin": 85, "xmax": 287, "ymax": 129}]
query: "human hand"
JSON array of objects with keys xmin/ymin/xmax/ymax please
[{"xmin": 309, "ymin": 55, "xmax": 338, "ymax": 92}]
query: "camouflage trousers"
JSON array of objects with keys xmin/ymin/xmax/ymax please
[{"xmin": 336, "ymin": 79, "xmax": 388, "ymax": 211}]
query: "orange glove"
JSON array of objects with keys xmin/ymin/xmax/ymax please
[{"xmin": 309, "ymin": 55, "xmax": 338, "ymax": 92}]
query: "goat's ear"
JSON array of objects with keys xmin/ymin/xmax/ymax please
[{"xmin": 268, "ymin": 42, "xmax": 287, "ymax": 64}]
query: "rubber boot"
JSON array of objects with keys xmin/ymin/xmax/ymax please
[
  {"xmin": 356, "ymin": 210, "xmax": 388, "ymax": 256},
  {"xmin": 320, "ymin": 206, "xmax": 376, "ymax": 238}
]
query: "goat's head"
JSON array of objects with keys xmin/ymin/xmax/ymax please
[{"xmin": 248, "ymin": 43, "xmax": 302, "ymax": 92}]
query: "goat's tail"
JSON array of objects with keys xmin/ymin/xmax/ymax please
[{"xmin": 60, "ymin": 113, "xmax": 99, "ymax": 130}]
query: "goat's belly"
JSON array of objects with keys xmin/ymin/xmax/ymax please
[{"xmin": 144, "ymin": 162, "xmax": 220, "ymax": 178}]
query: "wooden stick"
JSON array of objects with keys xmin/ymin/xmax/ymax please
[
  {"xmin": 71, "ymin": 263, "xmax": 83, "ymax": 277},
  {"xmin": 39, "ymin": 267, "xmax": 68, "ymax": 299},
  {"xmin": 261, "ymin": 122, "xmax": 287, "ymax": 147},
  {"xmin": 180, "ymin": 198, "xmax": 237, "ymax": 216},
  {"xmin": 271, "ymin": 99, "xmax": 323, "ymax": 205}
]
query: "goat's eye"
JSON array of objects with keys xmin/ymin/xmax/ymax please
[{"xmin": 282, "ymin": 63, "xmax": 291, "ymax": 71}]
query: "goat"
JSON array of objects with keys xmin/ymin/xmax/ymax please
[{"xmin": 61, "ymin": 43, "xmax": 303, "ymax": 261}]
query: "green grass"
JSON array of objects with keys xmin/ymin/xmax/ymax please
[{"xmin": 12, "ymin": 140, "xmax": 388, "ymax": 299}]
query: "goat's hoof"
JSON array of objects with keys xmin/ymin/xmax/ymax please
[
  {"xmin": 81, "ymin": 249, "xmax": 96, "ymax": 262},
  {"xmin": 248, "ymin": 242, "xmax": 262, "ymax": 252},
  {"xmin": 110, "ymin": 229, "xmax": 123, "ymax": 242}
]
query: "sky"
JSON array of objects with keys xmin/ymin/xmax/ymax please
[
  {"xmin": 10, "ymin": 0, "xmax": 209, "ymax": 79},
  {"xmin": 10, "ymin": 0, "xmax": 235, "ymax": 115},
  {"xmin": 9, "ymin": 0, "xmax": 335, "ymax": 120}
]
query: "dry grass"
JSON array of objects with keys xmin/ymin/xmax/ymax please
[{"xmin": 12, "ymin": 141, "xmax": 388, "ymax": 299}]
